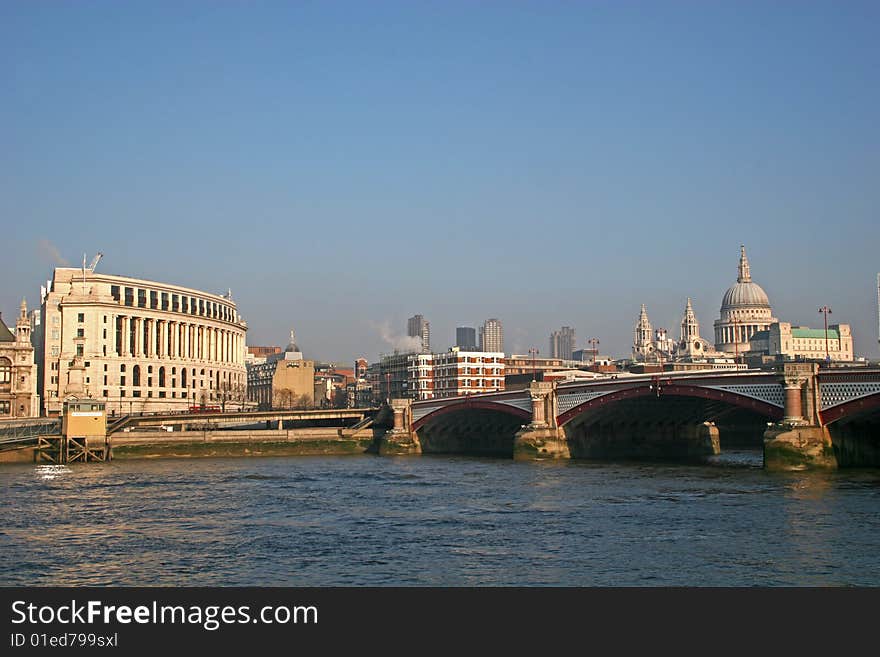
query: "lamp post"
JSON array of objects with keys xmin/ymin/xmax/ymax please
[
  {"xmin": 528, "ymin": 347, "xmax": 539, "ymax": 381},
  {"xmin": 587, "ymin": 338, "xmax": 600, "ymax": 364},
  {"xmin": 818, "ymin": 306, "xmax": 832, "ymax": 363}
]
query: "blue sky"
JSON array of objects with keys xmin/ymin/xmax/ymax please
[{"xmin": 3, "ymin": 2, "xmax": 879, "ymax": 361}]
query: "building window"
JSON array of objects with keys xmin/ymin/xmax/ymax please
[
  {"xmin": 0, "ymin": 358, "xmax": 11, "ymax": 384},
  {"xmin": 0, "ymin": 401, "xmax": 10, "ymax": 414},
  {"xmin": 78, "ymin": 313, "xmax": 85, "ymax": 322},
  {"xmin": 77, "ymin": 328, "xmax": 85, "ymax": 337},
  {"xmin": 76, "ymin": 345, "xmax": 83, "ymax": 357}
]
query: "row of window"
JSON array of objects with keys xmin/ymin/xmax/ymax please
[{"xmin": 110, "ymin": 285, "xmax": 236, "ymax": 322}]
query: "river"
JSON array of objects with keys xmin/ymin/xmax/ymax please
[{"xmin": 2, "ymin": 451, "xmax": 879, "ymax": 586}]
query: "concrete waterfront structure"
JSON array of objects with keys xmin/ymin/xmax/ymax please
[
  {"xmin": 0, "ymin": 300, "xmax": 40, "ymax": 417},
  {"xmin": 39, "ymin": 267, "xmax": 247, "ymax": 416},
  {"xmin": 714, "ymin": 246, "xmax": 778, "ymax": 355},
  {"xmin": 479, "ymin": 318, "xmax": 503, "ymax": 353},
  {"xmin": 407, "ymin": 314, "xmax": 430, "ymax": 353}
]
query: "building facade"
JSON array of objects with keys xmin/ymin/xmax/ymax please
[
  {"xmin": 430, "ymin": 349, "xmax": 505, "ymax": 399},
  {"xmin": 407, "ymin": 314, "xmax": 431, "ymax": 353},
  {"xmin": 246, "ymin": 330, "xmax": 315, "ymax": 409},
  {"xmin": 479, "ymin": 318, "xmax": 504, "ymax": 353},
  {"xmin": 456, "ymin": 326, "xmax": 477, "ymax": 350},
  {"xmin": 765, "ymin": 323, "xmax": 854, "ymax": 362},
  {"xmin": 549, "ymin": 326, "xmax": 577, "ymax": 360},
  {"xmin": 0, "ymin": 300, "xmax": 40, "ymax": 417},
  {"xmin": 39, "ymin": 267, "xmax": 247, "ymax": 416},
  {"xmin": 632, "ymin": 299, "xmax": 742, "ymax": 370},
  {"xmin": 714, "ymin": 246, "xmax": 778, "ymax": 355},
  {"xmin": 407, "ymin": 353, "xmax": 434, "ymax": 400}
]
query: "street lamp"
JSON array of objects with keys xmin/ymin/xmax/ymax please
[
  {"xmin": 528, "ymin": 348, "xmax": 539, "ymax": 381},
  {"xmin": 818, "ymin": 306, "xmax": 832, "ymax": 363},
  {"xmin": 587, "ymin": 338, "xmax": 600, "ymax": 364}
]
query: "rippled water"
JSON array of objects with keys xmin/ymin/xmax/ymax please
[{"xmin": 2, "ymin": 451, "xmax": 880, "ymax": 586}]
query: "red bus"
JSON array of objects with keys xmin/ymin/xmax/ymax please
[{"xmin": 189, "ymin": 405, "xmax": 221, "ymax": 414}]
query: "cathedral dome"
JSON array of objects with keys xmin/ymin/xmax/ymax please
[
  {"xmin": 721, "ymin": 281, "xmax": 770, "ymax": 309},
  {"xmin": 720, "ymin": 246, "xmax": 771, "ymax": 311}
]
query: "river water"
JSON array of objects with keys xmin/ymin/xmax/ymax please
[{"xmin": 2, "ymin": 451, "xmax": 879, "ymax": 586}]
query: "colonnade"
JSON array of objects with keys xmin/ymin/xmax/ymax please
[{"xmin": 116, "ymin": 316, "xmax": 244, "ymax": 364}]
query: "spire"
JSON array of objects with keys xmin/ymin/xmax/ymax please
[
  {"xmin": 19, "ymin": 298, "xmax": 27, "ymax": 320},
  {"xmin": 737, "ymin": 245, "xmax": 751, "ymax": 283},
  {"xmin": 681, "ymin": 297, "xmax": 699, "ymax": 342}
]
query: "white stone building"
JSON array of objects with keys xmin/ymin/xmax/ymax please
[
  {"xmin": 0, "ymin": 300, "xmax": 40, "ymax": 417},
  {"xmin": 39, "ymin": 267, "xmax": 247, "ymax": 416},
  {"xmin": 714, "ymin": 246, "xmax": 778, "ymax": 355}
]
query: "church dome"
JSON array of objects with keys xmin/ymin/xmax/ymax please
[
  {"xmin": 720, "ymin": 246, "xmax": 771, "ymax": 311},
  {"xmin": 721, "ymin": 281, "xmax": 770, "ymax": 309}
]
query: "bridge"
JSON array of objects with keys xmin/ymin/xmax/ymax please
[
  {"xmin": 0, "ymin": 408, "xmax": 380, "ymax": 463},
  {"xmin": 377, "ymin": 363, "xmax": 880, "ymax": 469},
  {"xmin": 106, "ymin": 407, "xmax": 378, "ymax": 434}
]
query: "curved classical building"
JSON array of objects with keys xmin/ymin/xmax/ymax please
[
  {"xmin": 39, "ymin": 267, "xmax": 248, "ymax": 416},
  {"xmin": 713, "ymin": 246, "xmax": 777, "ymax": 355}
]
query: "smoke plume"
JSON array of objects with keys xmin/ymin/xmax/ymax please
[
  {"xmin": 373, "ymin": 320, "xmax": 423, "ymax": 353},
  {"xmin": 37, "ymin": 239, "xmax": 69, "ymax": 266}
]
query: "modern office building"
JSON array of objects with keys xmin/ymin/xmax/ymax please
[
  {"xmin": 549, "ymin": 326, "xmax": 577, "ymax": 360},
  {"xmin": 407, "ymin": 314, "xmax": 431, "ymax": 353},
  {"xmin": 479, "ymin": 318, "xmax": 504, "ymax": 354},
  {"xmin": 455, "ymin": 326, "xmax": 477, "ymax": 351},
  {"xmin": 39, "ymin": 266, "xmax": 248, "ymax": 416}
]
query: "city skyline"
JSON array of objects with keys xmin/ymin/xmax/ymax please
[{"xmin": 3, "ymin": 2, "xmax": 879, "ymax": 362}]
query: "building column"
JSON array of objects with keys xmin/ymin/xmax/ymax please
[
  {"xmin": 183, "ymin": 323, "xmax": 190, "ymax": 360},
  {"xmin": 120, "ymin": 316, "xmax": 129, "ymax": 356},
  {"xmin": 133, "ymin": 317, "xmax": 142, "ymax": 356},
  {"xmin": 148, "ymin": 319, "xmax": 157, "ymax": 358},
  {"xmin": 160, "ymin": 320, "xmax": 168, "ymax": 358}
]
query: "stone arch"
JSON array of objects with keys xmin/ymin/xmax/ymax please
[{"xmin": 557, "ymin": 383, "xmax": 782, "ymax": 427}]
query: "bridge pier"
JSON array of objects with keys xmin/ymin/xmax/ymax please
[
  {"xmin": 514, "ymin": 382, "xmax": 570, "ymax": 460},
  {"xmin": 764, "ymin": 363, "xmax": 837, "ymax": 470},
  {"xmin": 376, "ymin": 399, "xmax": 421, "ymax": 456}
]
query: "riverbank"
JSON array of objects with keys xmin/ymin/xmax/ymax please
[{"xmin": 0, "ymin": 427, "xmax": 377, "ymax": 463}]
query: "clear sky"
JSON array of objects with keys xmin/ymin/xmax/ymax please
[{"xmin": 3, "ymin": 1, "xmax": 879, "ymax": 362}]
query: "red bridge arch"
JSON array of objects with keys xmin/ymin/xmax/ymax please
[{"xmin": 556, "ymin": 383, "xmax": 783, "ymax": 427}]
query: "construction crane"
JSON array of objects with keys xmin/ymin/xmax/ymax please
[{"xmin": 88, "ymin": 252, "xmax": 103, "ymax": 271}]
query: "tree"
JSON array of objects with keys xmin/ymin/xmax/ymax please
[
  {"xmin": 293, "ymin": 394, "xmax": 313, "ymax": 410},
  {"xmin": 274, "ymin": 388, "xmax": 294, "ymax": 410}
]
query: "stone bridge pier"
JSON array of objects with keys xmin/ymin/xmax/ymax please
[
  {"xmin": 376, "ymin": 398, "xmax": 422, "ymax": 456},
  {"xmin": 512, "ymin": 381, "xmax": 570, "ymax": 460},
  {"xmin": 763, "ymin": 362, "xmax": 837, "ymax": 471}
]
